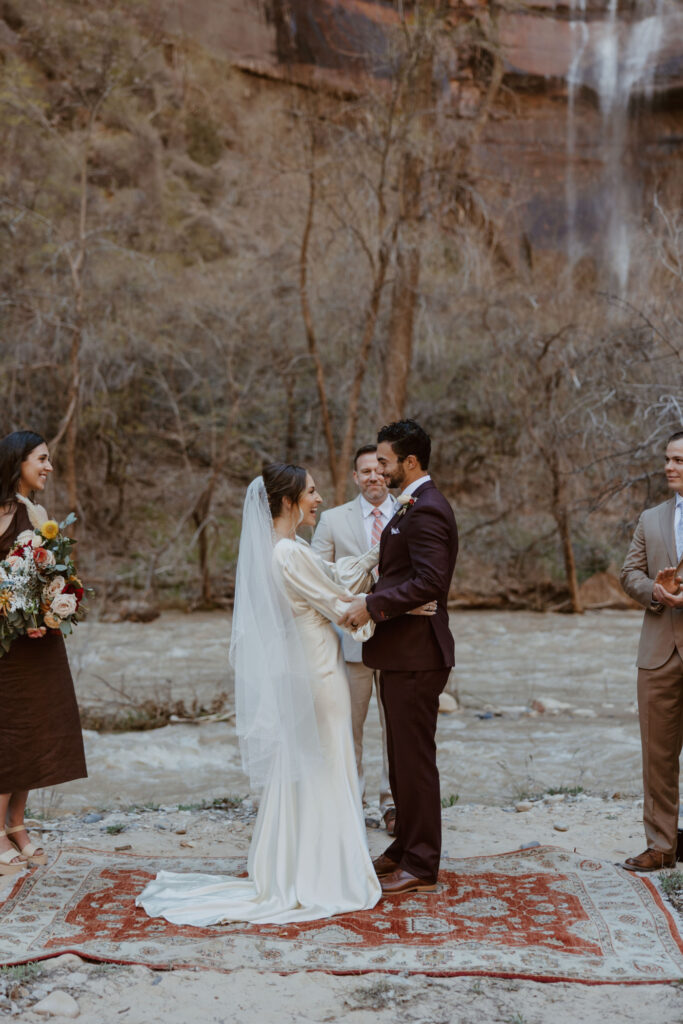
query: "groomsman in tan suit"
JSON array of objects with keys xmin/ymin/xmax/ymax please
[
  {"xmin": 620, "ymin": 430, "xmax": 683, "ymax": 871},
  {"xmin": 312, "ymin": 445, "xmax": 397, "ymax": 833}
]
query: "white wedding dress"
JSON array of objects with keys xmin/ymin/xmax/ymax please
[{"xmin": 137, "ymin": 537, "xmax": 382, "ymax": 925}]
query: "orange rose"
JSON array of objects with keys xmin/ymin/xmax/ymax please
[{"xmin": 33, "ymin": 547, "xmax": 56, "ymax": 568}]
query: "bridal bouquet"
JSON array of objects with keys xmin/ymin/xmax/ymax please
[{"xmin": 0, "ymin": 496, "xmax": 89, "ymax": 656}]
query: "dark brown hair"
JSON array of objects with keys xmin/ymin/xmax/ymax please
[
  {"xmin": 354, "ymin": 444, "xmax": 377, "ymax": 469},
  {"xmin": 667, "ymin": 430, "xmax": 683, "ymax": 445},
  {"xmin": 262, "ymin": 463, "xmax": 307, "ymax": 518},
  {"xmin": 0, "ymin": 430, "xmax": 47, "ymax": 506},
  {"xmin": 377, "ymin": 419, "xmax": 431, "ymax": 470}
]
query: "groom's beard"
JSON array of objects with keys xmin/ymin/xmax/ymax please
[{"xmin": 386, "ymin": 466, "xmax": 406, "ymax": 490}]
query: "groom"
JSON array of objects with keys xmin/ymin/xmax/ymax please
[{"xmin": 339, "ymin": 420, "xmax": 458, "ymax": 894}]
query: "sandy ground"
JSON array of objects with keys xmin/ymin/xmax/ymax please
[{"xmin": 5, "ymin": 609, "xmax": 683, "ymax": 1022}]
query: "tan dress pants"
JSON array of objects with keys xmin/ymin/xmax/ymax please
[
  {"xmin": 344, "ymin": 661, "xmax": 393, "ymax": 815},
  {"xmin": 637, "ymin": 647, "xmax": 683, "ymax": 856}
]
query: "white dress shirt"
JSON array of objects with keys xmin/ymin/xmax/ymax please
[
  {"xmin": 675, "ymin": 492, "xmax": 683, "ymax": 562},
  {"xmin": 359, "ymin": 493, "xmax": 395, "ymax": 549},
  {"xmin": 399, "ymin": 474, "xmax": 431, "ymax": 501}
]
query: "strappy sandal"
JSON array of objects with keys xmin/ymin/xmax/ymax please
[
  {"xmin": 0, "ymin": 831, "xmax": 25, "ymax": 875},
  {"xmin": 5, "ymin": 825, "xmax": 48, "ymax": 866}
]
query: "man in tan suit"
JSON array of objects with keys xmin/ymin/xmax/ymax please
[
  {"xmin": 312, "ymin": 445, "xmax": 397, "ymax": 832},
  {"xmin": 620, "ymin": 429, "xmax": 683, "ymax": 871}
]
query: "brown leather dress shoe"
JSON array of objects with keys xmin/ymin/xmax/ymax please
[
  {"xmin": 622, "ymin": 848, "xmax": 676, "ymax": 872},
  {"xmin": 383, "ymin": 808, "xmax": 397, "ymax": 837},
  {"xmin": 372, "ymin": 853, "xmax": 399, "ymax": 878},
  {"xmin": 380, "ymin": 869, "xmax": 437, "ymax": 895}
]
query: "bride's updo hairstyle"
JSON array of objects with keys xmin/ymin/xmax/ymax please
[{"xmin": 262, "ymin": 463, "xmax": 307, "ymax": 519}]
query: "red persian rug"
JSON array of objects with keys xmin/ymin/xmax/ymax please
[{"xmin": 1, "ymin": 846, "xmax": 682, "ymax": 982}]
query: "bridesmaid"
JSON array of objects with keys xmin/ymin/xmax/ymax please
[{"xmin": 0, "ymin": 431, "xmax": 87, "ymax": 874}]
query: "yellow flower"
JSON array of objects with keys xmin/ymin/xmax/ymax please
[
  {"xmin": 69, "ymin": 575, "xmax": 82, "ymax": 587},
  {"xmin": 41, "ymin": 520, "xmax": 59, "ymax": 540},
  {"xmin": 0, "ymin": 590, "xmax": 10, "ymax": 615}
]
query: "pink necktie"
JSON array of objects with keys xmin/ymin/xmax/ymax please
[{"xmin": 371, "ymin": 507, "xmax": 383, "ymax": 547}]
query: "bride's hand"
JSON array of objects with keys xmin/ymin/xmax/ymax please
[
  {"xmin": 407, "ymin": 601, "xmax": 437, "ymax": 616},
  {"xmin": 654, "ymin": 567, "xmax": 682, "ymax": 594}
]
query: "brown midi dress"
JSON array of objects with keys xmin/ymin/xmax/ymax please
[{"xmin": 0, "ymin": 504, "xmax": 87, "ymax": 793}]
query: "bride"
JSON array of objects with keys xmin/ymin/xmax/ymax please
[{"xmin": 138, "ymin": 464, "xmax": 408, "ymax": 925}]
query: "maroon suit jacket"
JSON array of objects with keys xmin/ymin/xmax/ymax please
[{"xmin": 362, "ymin": 479, "xmax": 458, "ymax": 671}]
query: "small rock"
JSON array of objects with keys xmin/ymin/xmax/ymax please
[
  {"xmin": 519, "ymin": 841, "xmax": 541, "ymax": 850},
  {"xmin": 572, "ymin": 708, "xmax": 597, "ymax": 718},
  {"xmin": 515, "ymin": 801, "xmax": 533, "ymax": 813},
  {"xmin": 179, "ymin": 840, "xmax": 195, "ymax": 848},
  {"xmin": 175, "ymin": 828, "xmax": 187, "ymax": 835},
  {"xmin": 33, "ymin": 990, "xmax": 80, "ymax": 1017},
  {"xmin": 476, "ymin": 711, "xmax": 494, "ymax": 720},
  {"xmin": 438, "ymin": 692, "xmax": 458, "ymax": 713},
  {"xmin": 545, "ymin": 793, "xmax": 566, "ymax": 803},
  {"xmin": 82, "ymin": 813, "xmax": 103, "ymax": 824},
  {"xmin": 553, "ymin": 822, "xmax": 569, "ymax": 832},
  {"xmin": 43, "ymin": 955, "xmax": 83, "ymax": 971},
  {"xmin": 114, "ymin": 844, "xmax": 132, "ymax": 852},
  {"xmin": 530, "ymin": 697, "xmax": 573, "ymax": 714}
]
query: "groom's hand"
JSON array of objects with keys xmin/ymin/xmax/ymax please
[{"xmin": 338, "ymin": 596, "xmax": 371, "ymax": 629}]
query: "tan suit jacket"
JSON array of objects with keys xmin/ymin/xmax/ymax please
[
  {"xmin": 312, "ymin": 495, "xmax": 394, "ymax": 663},
  {"xmin": 620, "ymin": 497, "xmax": 683, "ymax": 669}
]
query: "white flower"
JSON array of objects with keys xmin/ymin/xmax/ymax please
[
  {"xmin": 43, "ymin": 577, "xmax": 66, "ymax": 602},
  {"xmin": 396, "ymin": 494, "xmax": 412, "ymax": 506},
  {"xmin": 51, "ymin": 592, "xmax": 77, "ymax": 618},
  {"xmin": 16, "ymin": 530, "xmax": 37, "ymax": 547},
  {"xmin": 6, "ymin": 554, "xmax": 25, "ymax": 571}
]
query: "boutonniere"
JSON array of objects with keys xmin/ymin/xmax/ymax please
[{"xmin": 395, "ymin": 494, "xmax": 417, "ymax": 519}]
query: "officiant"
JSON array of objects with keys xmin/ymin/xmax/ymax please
[{"xmin": 312, "ymin": 445, "xmax": 397, "ymax": 834}]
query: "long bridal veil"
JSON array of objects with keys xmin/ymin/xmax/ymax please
[{"xmin": 229, "ymin": 476, "xmax": 322, "ymax": 788}]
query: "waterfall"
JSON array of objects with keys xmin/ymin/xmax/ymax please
[
  {"xmin": 564, "ymin": 0, "xmax": 671, "ymax": 293},
  {"xmin": 566, "ymin": 0, "xmax": 588, "ymax": 272}
]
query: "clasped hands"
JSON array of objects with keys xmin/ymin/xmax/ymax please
[
  {"xmin": 652, "ymin": 566, "xmax": 683, "ymax": 608},
  {"xmin": 338, "ymin": 595, "xmax": 437, "ymax": 630}
]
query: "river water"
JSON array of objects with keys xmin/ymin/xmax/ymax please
[{"xmin": 40, "ymin": 610, "xmax": 644, "ymax": 814}]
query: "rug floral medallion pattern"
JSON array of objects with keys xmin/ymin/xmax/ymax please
[{"xmin": 1, "ymin": 846, "xmax": 682, "ymax": 982}]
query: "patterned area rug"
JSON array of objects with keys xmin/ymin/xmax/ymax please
[{"xmin": 1, "ymin": 846, "xmax": 682, "ymax": 982}]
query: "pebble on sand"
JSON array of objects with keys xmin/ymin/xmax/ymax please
[
  {"xmin": 438, "ymin": 692, "xmax": 458, "ymax": 713},
  {"xmin": 33, "ymin": 990, "xmax": 80, "ymax": 1018},
  {"xmin": 554, "ymin": 823, "xmax": 570, "ymax": 832}
]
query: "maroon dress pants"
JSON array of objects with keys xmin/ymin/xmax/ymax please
[{"xmin": 380, "ymin": 667, "xmax": 450, "ymax": 882}]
